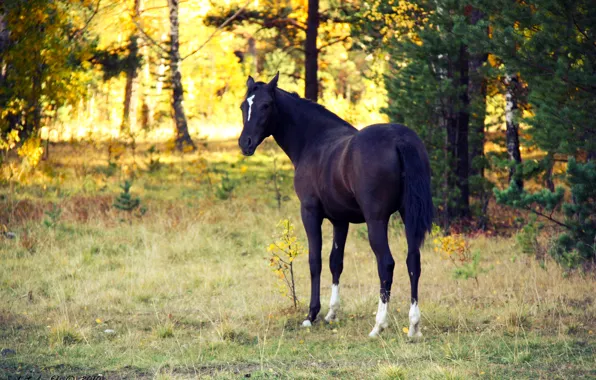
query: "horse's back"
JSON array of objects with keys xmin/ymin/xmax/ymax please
[{"xmin": 295, "ymin": 123, "xmax": 428, "ymax": 222}]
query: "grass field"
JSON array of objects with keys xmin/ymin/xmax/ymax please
[{"xmin": 1, "ymin": 141, "xmax": 595, "ymax": 379}]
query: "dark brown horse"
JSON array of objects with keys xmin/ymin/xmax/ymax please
[{"xmin": 239, "ymin": 73, "xmax": 433, "ymax": 337}]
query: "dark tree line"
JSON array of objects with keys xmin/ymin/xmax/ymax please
[{"xmin": 355, "ymin": 0, "xmax": 595, "ymax": 265}]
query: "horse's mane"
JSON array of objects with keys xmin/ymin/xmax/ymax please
[{"xmin": 276, "ymin": 88, "xmax": 353, "ymax": 127}]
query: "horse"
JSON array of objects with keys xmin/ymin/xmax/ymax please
[{"xmin": 238, "ymin": 73, "xmax": 433, "ymax": 337}]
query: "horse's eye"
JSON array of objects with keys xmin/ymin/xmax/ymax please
[{"xmin": 262, "ymin": 104, "xmax": 270, "ymax": 110}]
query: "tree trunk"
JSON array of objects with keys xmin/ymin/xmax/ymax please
[
  {"xmin": 304, "ymin": 0, "xmax": 319, "ymax": 101},
  {"xmin": 168, "ymin": 0, "xmax": 195, "ymax": 151},
  {"xmin": 0, "ymin": 11, "xmax": 8, "ymax": 85},
  {"xmin": 467, "ymin": 9, "xmax": 487, "ymax": 179},
  {"xmin": 247, "ymin": 36, "xmax": 258, "ymax": 74},
  {"xmin": 454, "ymin": 43, "xmax": 470, "ymax": 217},
  {"xmin": 505, "ymin": 72, "xmax": 523, "ymax": 188},
  {"xmin": 140, "ymin": 20, "xmax": 153, "ymax": 130},
  {"xmin": 121, "ymin": 0, "xmax": 143, "ymax": 134},
  {"xmin": 543, "ymin": 151, "xmax": 555, "ymax": 192}
]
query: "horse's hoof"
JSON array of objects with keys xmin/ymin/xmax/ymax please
[
  {"xmin": 302, "ymin": 320, "xmax": 312, "ymax": 327},
  {"xmin": 368, "ymin": 327, "xmax": 381, "ymax": 338},
  {"xmin": 408, "ymin": 325, "xmax": 422, "ymax": 338},
  {"xmin": 324, "ymin": 312, "xmax": 338, "ymax": 323}
]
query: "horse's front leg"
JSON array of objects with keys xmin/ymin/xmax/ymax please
[{"xmin": 300, "ymin": 203, "xmax": 323, "ymax": 327}]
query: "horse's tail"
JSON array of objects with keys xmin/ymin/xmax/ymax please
[{"xmin": 396, "ymin": 139, "xmax": 434, "ymax": 248}]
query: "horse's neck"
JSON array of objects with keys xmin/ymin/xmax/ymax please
[{"xmin": 272, "ymin": 92, "xmax": 348, "ymax": 166}]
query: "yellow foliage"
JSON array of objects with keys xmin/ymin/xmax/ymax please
[
  {"xmin": 0, "ymin": 130, "xmax": 20, "ymax": 151},
  {"xmin": 17, "ymin": 138, "xmax": 44, "ymax": 169},
  {"xmin": 266, "ymin": 219, "xmax": 304, "ymax": 306},
  {"xmin": 433, "ymin": 233, "xmax": 472, "ymax": 263}
]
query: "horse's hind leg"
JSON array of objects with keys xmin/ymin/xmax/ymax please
[
  {"xmin": 400, "ymin": 207, "xmax": 422, "ymax": 337},
  {"xmin": 325, "ymin": 222, "xmax": 349, "ymax": 322},
  {"xmin": 406, "ymin": 246, "xmax": 422, "ymax": 337},
  {"xmin": 366, "ymin": 218, "xmax": 395, "ymax": 337}
]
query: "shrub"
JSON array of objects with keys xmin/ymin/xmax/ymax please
[
  {"xmin": 266, "ymin": 219, "xmax": 305, "ymax": 308},
  {"xmin": 433, "ymin": 232, "xmax": 489, "ymax": 284},
  {"xmin": 495, "ymin": 158, "xmax": 596, "ymax": 268}
]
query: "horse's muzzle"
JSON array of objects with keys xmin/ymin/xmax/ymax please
[{"xmin": 239, "ymin": 136, "xmax": 255, "ymax": 156}]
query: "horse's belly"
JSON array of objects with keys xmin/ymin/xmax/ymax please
[{"xmin": 321, "ymin": 195, "xmax": 365, "ymax": 223}]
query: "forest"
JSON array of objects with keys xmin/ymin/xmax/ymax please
[{"xmin": 1, "ymin": 0, "xmax": 595, "ymax": 378}]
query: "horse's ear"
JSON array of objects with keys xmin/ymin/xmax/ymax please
[
  {"xmin": 267, "ymin": 72, "xmax": 279, "ymax": 89},
  {"xmin": 247, "ymin": 76, "xmax": 255, "ymax": 89}
]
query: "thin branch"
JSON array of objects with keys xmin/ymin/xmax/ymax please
[
  {"xmin": 262, "ymin": 17, "xmax": 306, "ymax": 31},
  {"xmin": 317, "ymin": 35, "xmax": 350, "ymax": 52},
  {"xmin": 131, "ymin": 17, "xmax": 169, "ymax": 55},
  {"xmin": 523, "ymin": 205, "xmax": 570, "ymax": 229},
  {"xmin": 182, "ymin": 0, "xmax": 251, "ymax": 61},
  {"xmin": 142, "ymin": 1, "xmax": 189, "ymax": 13},
  {"xmin": 572, "ymin": 16, "xmax": 596, "ymax": 48},
  {"xmin": 69, "ymin": 0, "xmax": 101, "ymax": 41}
]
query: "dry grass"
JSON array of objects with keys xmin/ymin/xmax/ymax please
[{"xmin": 0, "ymin": 141, "xmax": 594, "ymax": 379}]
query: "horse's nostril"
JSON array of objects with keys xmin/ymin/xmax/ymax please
[{"xmin": 247, "ymin": 137, "xmax": 252, "ymax": 146}]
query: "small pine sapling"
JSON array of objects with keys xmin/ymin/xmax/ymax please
[
  {"xmin": 113, "ymin": 180, "xmax": 146, "ymax": 223},
  {"xmin": 43, "ymin": 204, "xmax": 62, "ymax": 229},
  {"xmin": 215, "ymin": 170, "xmax": 237, "ymax": 200}
]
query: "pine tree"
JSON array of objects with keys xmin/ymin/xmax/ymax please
[
  {"xmin": 113, "ymin": 180, "xmax": 145, "ymax": 223},
  {"xmin": 480, "ymin": 0, "xmax": 596, "ymax": 161},
  {"xmin": 495, "ymin": 158, "xmax": 595, "ymax": 266},
  {"xmin": 356, "ymin": 0, "xmax": 491, "ymax": 224}
]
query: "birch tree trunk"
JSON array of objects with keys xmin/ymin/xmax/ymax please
[
  {"xmin": 168, "ymin": 0, "xmax": 195, "ymax": 151},
  {"xmin": 121, "ymin": 0, "xmax": 143, "ymax": 133},
  {"xmin": 0, "ymin": 11, "xmax": 8, "ymax": 85},
  {"xmin": 304, "ymin": 0, "xmax": 319, "ymax": 101},
  {"xmin": 505, "ymin": 72, "xmax": 523, "ymax": 188}
]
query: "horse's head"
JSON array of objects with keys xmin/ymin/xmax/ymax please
[{"xmin": 238, "ymin": 72, "xmax": 279, "ymax": 156}]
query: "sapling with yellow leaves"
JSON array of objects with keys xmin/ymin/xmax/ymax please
[
  {"xmin": 432, "ymin": 225, "xmax": 490, "ymax": 284},
  {"xmin": 266, "ymin": 219, "xmax": 305, "ymax": 309}
]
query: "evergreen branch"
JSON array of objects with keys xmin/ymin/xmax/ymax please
[
  {"xmin": 522, "ymin": 205, "xmax": 570, "ymax": 229},
  {"xmin": 518, "ymin": 57, "xmax": 596, "ymax": 96},
  {"xmin": 182, "ymin": 0, "xmax": 251, "ymax": 61}
]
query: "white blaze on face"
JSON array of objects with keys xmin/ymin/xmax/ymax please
[
  {"xmin": 246, "ymin": 94, "xmax": 256, "ymax": 121},
  {"xmin": 369, "ymin": 298, "xmax": 389, "ymax": 338},
  {"xmin": 325, "ymin": 284, "xmax": 340, "ymax": 322}
]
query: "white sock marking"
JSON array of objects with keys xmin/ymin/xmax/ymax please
[
  {"xmin": 325, "ymin": 284, "xmax": 340, "ymax": 322},
  {"xmin": 408, "ymin": 302, "xmax": 422, "ymax": 337},
  {"xmin": 302, "ymin": 319, "xmax": 312, "ymax": 327},
  {"xmin": 246, "ymin": 94, "xmax": 255, "ymax": 121},
  {"xmin": 369, "ymin": 298, "xmax": 389, "ymax": 337}
]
